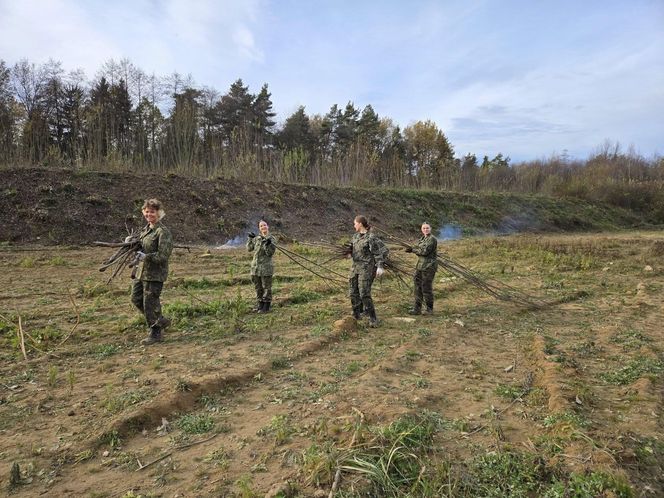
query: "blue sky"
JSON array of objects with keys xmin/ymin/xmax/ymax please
[{"xmin": 1, "ymin": 0, "xmax": 662, "ymax": 161}]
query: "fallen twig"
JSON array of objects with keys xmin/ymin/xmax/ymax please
[
  {"xmin": 136, "ymin": 452, "xmax": 172, "ymax": 471},
  {"xmin": 56, "ymin": 289, "xmax": 80, "ymax": 347},
  {"xmin": 174, "ymin": 432, "xmax": 219, "ymax": 450},
  {"xmin": 17, "ymin": 315, "xmax": 27, "ymax": 360},
  {"xmin": 328, "ymin": 468, "xmax": 342, "ymax": 498}
]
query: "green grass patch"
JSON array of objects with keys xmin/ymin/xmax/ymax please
[
  {"xmin": 289, "ymin": 287, "xmax": 323, "ymax": 304},
  {"xmin": 542, "ymin": 411, "xmax": 590, "ymax": 429},
  {"xmin": 176, "ymin": 413, "xmax": 215, "ymax": 434},
  {"xmin": 546, "ymin": 470, "xmax": 633, "ymax": 498},
  {"xmin": 331, "ymin": 360, "xmax": 362, "ymax": 379},
  {"xmin": 610, "ymin": 328, "xmax": 652, "ymax": 351},
  {"xmin": 600, "ymin": 357, "xmax": 664, "ymax": 385},
  {"xmin": 494, "ymin": 383, "xmax": 524, "ymax": 400},
  {"xmin": 90, "ymin": 343, "xmax": 121, "ymax": 358},
  {"xmin": 103, "ymin": 387, "xmax": 154, "ymax": 414}
]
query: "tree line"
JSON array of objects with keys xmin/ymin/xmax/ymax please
[{"xmin": 1, "ymin": 58, "xmax": 662, "ymax": 213}]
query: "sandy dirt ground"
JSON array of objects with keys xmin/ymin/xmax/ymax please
[{"xmin": 0, "ymin": 232, "xmax": 662, "ymax": 496}]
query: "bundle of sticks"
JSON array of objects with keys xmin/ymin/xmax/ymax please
[
  {"xmin": 94, "ymin": 230, "xmax": 143, "ymax": 283},
  {"xmin": 291, "ymin": 239, "xmax": 414, "ymax": 289},
  {"xmin": 373, "ymin": 226, "xmax": 546, "ymax": 309}
]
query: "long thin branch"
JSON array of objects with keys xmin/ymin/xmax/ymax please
[
  {"xmin": 17, "ymin": 315, "xmax": 27, "ymax": 360},
  {"xmin": 56, "ymin": 289, "xmax": 80, "ymax": 347}
]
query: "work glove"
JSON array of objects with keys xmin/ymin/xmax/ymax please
[
  {"xmin": 376, "ymin": 267, "xmax": 385, "ymax": 277},
  {"xmin": 135, "ymin": 251, "xmax": 147, "ymax": 261},
  {"xmin": 124, "ymin": 235, "xmax": 134, "ymax": 243},
  {"xmin": 248, "ymin": 232, "xmax": 256, "ymax": 238},
  {"xmin": 404, "ymin": 246, "xmax": 413, "ymax": 253},
  {"xmin": 264, "ymin": 238, "xmax": 272, "ymax": 246}
]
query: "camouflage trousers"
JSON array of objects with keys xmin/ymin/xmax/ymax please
[
  {"xmin": 131, "ymin": 280, "xmax": 164, "ymax": 330},
  {"xmin": 349, "ymin": 271, "xmax": 376, "ymax": 315},
  {"xmin": 252, "ymin": 275, "xmax": 273, "ymax": 303},
  {"xmin": 413, "ymin": 268, "xmax": 436, "ymax": 309}
]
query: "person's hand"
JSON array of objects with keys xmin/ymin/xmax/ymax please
[
  {"xmin": 124, "ymin": 235, "xmax": 134, "ymax": 243},
  {"xmin": 404, "ymin": 246, "xmax": 413, "ymax": 253},
  {"xmin": 376, "ymin": 267, "xmax": 385, "ymax": 277},
  {"xmin": 264, "ymin": 238, "xmax": 272, "ymax": 246},
  {"xmin": 248, "ymin": 232, "xmax": 256, "ymax": 238},
  {"xmin": 135, "ymin": 251, "xmax": 147, "ymax": 261}
]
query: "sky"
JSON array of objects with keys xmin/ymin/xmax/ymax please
[{"xmin": 1, "ymin": 0, "xmax": 663, "ymax": 162}]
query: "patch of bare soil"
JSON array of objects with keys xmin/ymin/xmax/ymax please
[{"xmin": 0, "ymin": 232, "xmax": 662, "ymax": 496}]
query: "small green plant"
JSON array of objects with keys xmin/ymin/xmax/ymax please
[
  {"xmin": 48, "ymin": 255, "xmax": 67, "ymax": 266},
  {"xmin": 47, "ymin": 365, "xmax": 58, "ymax": 388},
  {"xmin": 271, "ymin": 356, "xmax": 290, "ymax": 369},
  {"xmin": 176, "ymin": 378, "xmax": 192, "ymax": 392},
  {"xmin": 416, "ymin": 327, "xmax": 432, "ymax": 337},
  {"xmin": 91, "ymin": 343, "xmax": 121, "ymax": 358},
  {"xmin": 19, "ymin": 257, "xmax": 36, "ymax": 268},
  {"xmin": 99, "ymin": 430, "xmax": 122, "ymax": 449},
  {"xmin": 67, "ymin": 370, "xmax": 76, "ymax": 393},
  {"xmin": 176, "ymin": 413, "xmax": 215, "ymax": 434},
  {"xmin": 73, "ymin": 449, "xmax": 94, "ymax": 463},
  {"xmin": 234, "ymin": 474, "xmax": 260, "ymax": 498},
  {"xmin": 203, "ymin": 447, "xmax": 230, "ymax": 469},
  {"xmin": 331, "ymin": 360, "xmax": 362, "ymax": 378},
  {"xmin": 257, "ymin": 415, "xmax": 297, "ymax": 445},
  {"xmin": 495, "ymin": 383, "xmax": 524, "ymax": 400}
]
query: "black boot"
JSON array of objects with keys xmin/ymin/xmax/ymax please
[
  {"xmin": 141, "ymin": 327, "xmax": 162, "ymax": 346},
  {"xmin": 253, "ymin": 300, "xmax": 262, "ymax": 312},
  {"xmin": 154, "ymin": 316, "xmax": 171, "ymax": 330},
  {"xmin": 368, "ymin": 308, "xmax": 379, "ymax": 328},
  {"xmin": 408, "ymin": 305, "xmax": 422, "ymax": 315},
  {"xmin": 423, "ymin": 304, "xmax": 433, "ymax": 315},
  {"xmin": 258, "ymin": 301, "xmax": 271, "ymax": 314},
  {"xmin": 352, "ymin": 306, "xmax": 363, "ymax": 320}
]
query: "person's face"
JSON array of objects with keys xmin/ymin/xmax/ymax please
[
  {"xmin": 259, "ymin": 221, "xmax": 269, "ymax": 236},
  {"xmin": 421, "ymin": 224, "xmax": 431, "ymax": 236},
  {"xmin": 143, "ymin": 207, "xmax": 159, "ymax": 225},
  {"xmin": 353, "ymin": 219, "xmax": 363, "ymax": 232}
]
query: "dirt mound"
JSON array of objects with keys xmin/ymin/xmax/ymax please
[{"xmin": 0, "ymin": 167, "xmax": 643, "ymax": 246}]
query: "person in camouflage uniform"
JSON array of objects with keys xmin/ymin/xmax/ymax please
[
  {"xmin": 130, "ymin": 199, "xmax": 174, "ymax": 345},
  {"xmin": 348, "ymin": 215, "xmax": 389, "ymax": 327},
  {"xmin": 247, "ymin": 220, "xmax": 277, "ymax": 313},
  {"xmin": 406, "ymin": 222, "xmax": 438, "ymax": 315}
]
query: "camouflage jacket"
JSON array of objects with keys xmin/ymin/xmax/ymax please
[
  {"xmin": 247, "ymin": 234, "xmax": 277, "ymax": 276},
  {"xmin": 350, "ymin": 231, "xmax": 389, "ymax": 276},
  {"xmin": 137, "ymin": 222, "xmax": 173, "ymax": 282},
  {"xmin": 412, "ymin": 235, "xmax": 438, "ymax": 272}
]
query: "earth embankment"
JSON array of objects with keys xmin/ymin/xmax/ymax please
[{"xmin": 0, "ymin": 167, "xmax": 643, "ymax": 245}]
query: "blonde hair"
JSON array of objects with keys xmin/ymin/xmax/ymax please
[{"xmin": 142, "ymin": 198, "xmax": 166, "ymax": 220}]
